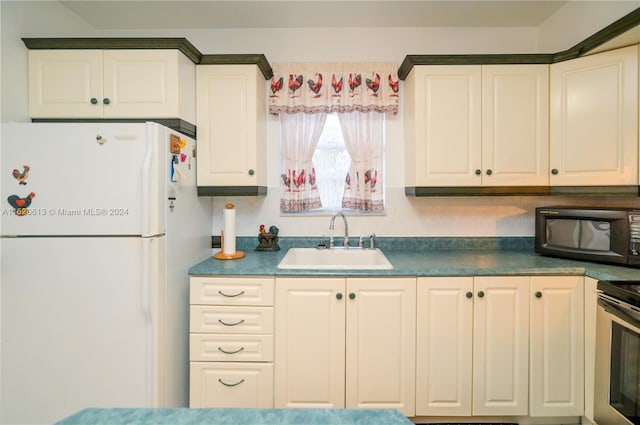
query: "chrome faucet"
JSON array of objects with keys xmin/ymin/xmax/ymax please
[{"xmin": 329, "ymin": 212, "xmax": 349, "ymax": 248}]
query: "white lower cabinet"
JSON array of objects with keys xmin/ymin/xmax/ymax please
[
  {"xmin": 274, "ymin": 277, "xmax": 416, "ymax": 416},
  {"xmin": 189, "ymin": 276, "xmax": 274, "ymax": 408},
  {"xmin": 416, "ymin": 276, "xmax": 529, "ymax": 417},
  {"xmin": 417, "ymin": 275, "xmax": 585, "ymax": 420},
  {"xmin": 530, "ymin": 276, "xmax": 584, "ymax": 417}
]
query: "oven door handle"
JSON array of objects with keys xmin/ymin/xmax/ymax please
[{"xmin": 599, "ymin": 294, "xmax": 640, "ymax": 329}]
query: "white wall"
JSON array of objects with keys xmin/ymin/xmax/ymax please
[
  {"xmin": 0, "ymin": 1, "xmax": 96, "ymax": 123},
  {"xmin": 1, "ymin": 1, "xmax": 638, "ymax": 239},
  {"xmin": 537, "ymin": 1, "xmax": 639, "ymax": 52}
]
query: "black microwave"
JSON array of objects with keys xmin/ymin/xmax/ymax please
[{"xmin": 535, "ymin": 206, "xmax": 640, "ymax": 268}]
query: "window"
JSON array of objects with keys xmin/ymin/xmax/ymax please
[
  {"xmin": 270, "ymin": 62, "xmax": 398, "ymax": 214},
  {"xmin": 312, "ymin": 114, "xmax": 351, "ymax": 212}
]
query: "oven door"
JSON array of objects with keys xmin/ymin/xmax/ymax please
[{"xmin": 595, "ymin": 294, "xmax": 640, "ymax": 425}]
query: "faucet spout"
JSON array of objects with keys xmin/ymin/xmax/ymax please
[{"xmin": 329, "ymin": 212, "xmax": 349, "ymax": 248}]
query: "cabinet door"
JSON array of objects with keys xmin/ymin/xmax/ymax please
[
  {"xmin": 416, "ymin": 277, "xmax": 473, "ymax": 416},
  {"xmin": 28, "ymin": 50, "xmax": 103, "ymax": 118},
  {"xmin": 196, "ymin": 65, "xmax": 266, "ymax": 187},
  {"xmin": 408, "ymin": 65, "xmax": 482, "ymax": 186},
  {"xmin": 103, "ymin": 50, "xmax": 181, "ymax": 118},
  {"xmin": 482, "ymin": 65, "xmax": 549, "ymax": 186},
  {"xmin": 550, "ymin": 45, "xmax": 638, "ymax": 186},
  {"xmin": 473, "ymin": 276, "xmax": 529, "ymax": 416},
  {"xmin": 530, "ymin": 276, "xmax": 584, "ymax": 417},
  {"xmin": 274, "ymin": 277, "xmax": 345, "ymax": 408},
  {"xmin": 345, "ymin": 278, "xmax": 416, "ymax": 416}
]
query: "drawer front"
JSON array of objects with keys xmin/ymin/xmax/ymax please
[
  {"xmin": 190, "ymin": 334, "xmax": 274, "ymax": 362},
  {"xmin": 190, "ymin": 362, "xmax": 274, "ymax": 408},
  {"xmin": 190, "ymin": 306, "xmax": 274, "ymax": 334},
  {"xmin": 190, "ymin": 277, "xmax": 274, "ymax": 306}
]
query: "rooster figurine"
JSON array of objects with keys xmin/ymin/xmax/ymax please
[
  {"xmin": 257, "ymin": 225, "xmax": 280, "ymax": 251},
  {"xmin": 270, "ymin": 76, "xmax": 284, "ymax": 97},
  {"xmin": 12, "ymin": 165, "xmax": 30, "ymax": 185},
  {"xmin": 288, "ymin": 74, "xmax": 304, "ymax": 97},
  {"xmin": 366, "ymin": 73, "xmax": 381, "ymax": 96},
  {"xmin": 7, "ymin": 192, "xmax": 36, "ymax": 210},
  {"xmin": 307, "ymin": 73, "xmax": 323, "ymax": 98}
]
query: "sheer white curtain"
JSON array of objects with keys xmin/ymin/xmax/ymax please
[
  {"xmin": 279, "ymin": 112, "xmax": 327, "ymax": 212},
  {"xmin": 338, "ymin": 111, "xmax": 384, "ymax": 211}
]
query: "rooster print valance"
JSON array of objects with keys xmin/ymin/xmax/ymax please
[{"xmin": 269, "ymin": 62, "xmax": 399, "ymax": 115}]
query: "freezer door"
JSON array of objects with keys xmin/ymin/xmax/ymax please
[
  {"xmin": 0, "ymin": 236, "xmax": 161, "ymax": 424},
  {"xmin": 1, "ymin": 122, "xmax": 169, "ymax": 236}
]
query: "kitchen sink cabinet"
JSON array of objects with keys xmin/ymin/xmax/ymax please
[
  {"xmin": 416, "ymin": 276, "xmax": 530, "ymax": 417},
  {"xmin": 28, "ymin": 49, "xmax": 195, "ymax": 121},
  {"xmin": 404, "ymin": 64, "xmax": 549, "ymax": 191},
  {"xmin": 550, "ymin": 45, "xmax": 638, "ymax": 187},
  {"xmin": 529, "ymin": 276, "xmax": 584, "ymax": 417},
  {"xmin": 196, "ymin": 64, "xmax": 267, "ymax": 195},
  {"xmin": 274, "ymin": 277, "xmax": 416, "ymax": 416},
  {"xmin": 189, "ymin": 276, "xmax": 274, "ymax": 408}
]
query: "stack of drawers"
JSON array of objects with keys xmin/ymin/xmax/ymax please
[{"xmin": 189, "ymin": 276, "xmax": 275, "ymax": 407}]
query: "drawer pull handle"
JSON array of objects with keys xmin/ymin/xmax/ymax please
[
  {"xmin": 218, "ymin": 346, "xmax": 245, "ymax": 355},
  {"xmin": 218, "ymin": 290, "xmax": 245, "ymax": 298},
  {"xmin": 218, "ymin": 378, "xmax": 245, "ymax": 387},
  {"xmin": 218, "ymin": 319, "xmax": 245, "ymax": 327}
]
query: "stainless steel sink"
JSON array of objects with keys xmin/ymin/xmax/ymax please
[{"xmin": 277, "ymin": 247, "xmax": 393, "ymax": 270}]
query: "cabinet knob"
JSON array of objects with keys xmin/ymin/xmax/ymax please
[
  {"xmin": 535, "ymin": 291, "xmax": 542, "ymax": 298},
  {"xmin": 90, "ymin": 97, "xmax": 98, "ymax": 105},
  {"xmin": 475, "ymin": 169, "xmax": 481, "ymax": 175},
  {"xmin": 349, "ymin": 292, "xmax": 356, "ymax": 300},
  {"xmin": 551, "ymin": 168, "xmax": 559, "ymax": 175},
  {"xmin": 336, "ymin": 293, "xmax": 343, "ymax": 300},
  {"xmin": 477, "ymin": 290, "xmax": 485, "ymax": 298},
  {"xmin": 248, "ymin": 169, "xmax": 255, "ymax": 176},
  {"xmin": 466, "ymin": 291, "xmax": 473, "ymax": 299},
  {"xmin": 485, "ymin": 169, "xmax": 492, "ymax": 176},
  {"xmin": 103, "ymin": 98, "xmax": 111, "ymax": 105}
]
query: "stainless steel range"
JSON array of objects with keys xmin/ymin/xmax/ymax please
[{"xmin": 595, "ymin": 280, "xmax": 640, "ymax": 425}]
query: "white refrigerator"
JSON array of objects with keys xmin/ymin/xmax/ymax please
[{"xmin": 0, "ymin": 122, "xmax": 212, "ymax": 424}]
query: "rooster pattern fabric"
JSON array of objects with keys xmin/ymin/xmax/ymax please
[{"xmin": 269, "ymin": 62, "xmax": 399, "ymax": 115}]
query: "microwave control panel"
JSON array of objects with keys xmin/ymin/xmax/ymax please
[{"xmin": 630, "ymin": 213, "xmax": 640, "ymax": 256}]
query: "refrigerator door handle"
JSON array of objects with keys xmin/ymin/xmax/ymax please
[{"xmin": 141, "ymin": 124, "xmax": 153, "ymax": 237}]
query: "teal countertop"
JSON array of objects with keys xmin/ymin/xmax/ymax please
[
  {"xmin": 55, "ymin": 408, "xmax": 413, "ymax": 425},
  {"xmin": 189, "ymin": 237, "xmax": 640, "ymax": 281}
]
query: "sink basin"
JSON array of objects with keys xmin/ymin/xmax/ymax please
[{"xmin": 277, "ymin": 247, "xmax": 393, "ymax": 270}]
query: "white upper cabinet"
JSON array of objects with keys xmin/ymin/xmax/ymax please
[
  {"xmin": 405, "ymin": 65, "xmax": 482, "ymax": 187},
  {"xmin": 28, "ymin": 49, "xmax": 195, "ymax": 122},
  {"xmin": 482, "ymin": 65, "xmax": 549, "ymax": 186},
  {"xmin": 550, "ymin": 45, "xmax": 638, "ymax": 186},
  {"xmin": 196, "ymin": 64, "xmax": 266, "ymax": 190},
  {"xmin": 404, "ymin": 64, "xmax": 549, "ymax": 188}
]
